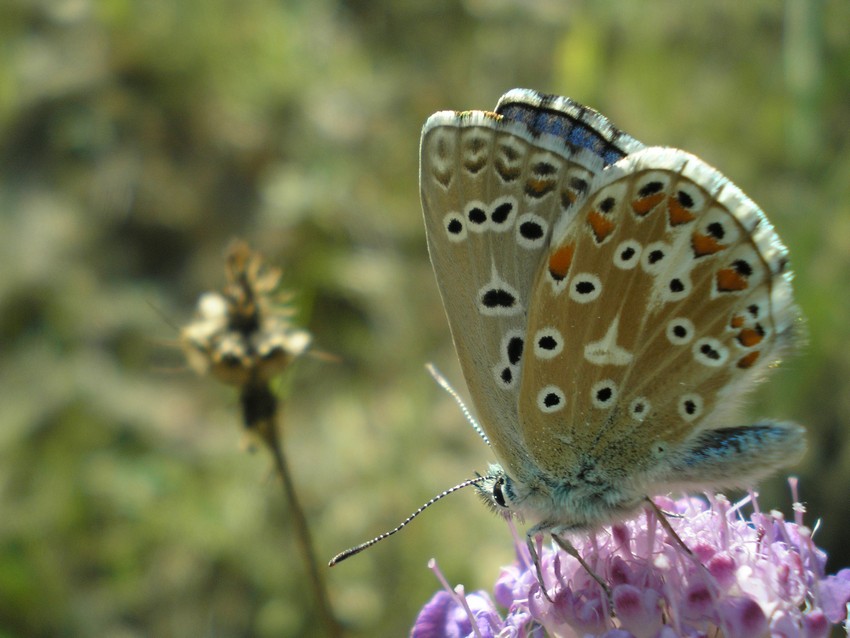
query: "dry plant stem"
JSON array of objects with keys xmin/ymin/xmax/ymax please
[
  {"xmin": 244, "ymin": 385, "xmax": 342, "ymax": 638},
  {"xmin": 270, "ymin": 438, "xmax": 343, "ymax": 638}
]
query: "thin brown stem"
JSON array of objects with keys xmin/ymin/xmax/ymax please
[{"xmin": 269, "ymin": 432, "xmax": 343, "ymax": 638}]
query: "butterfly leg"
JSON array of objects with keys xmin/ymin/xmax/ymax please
[
  {"xmin": 527, "ymin": 524, "xmax": 613, "ymax": 608},
  {"xmin": 525, "ymin": 534, "xmax": 554, "ymax": 603},
  {"xmin": 550, "ymin": 533, "xmax": 612, "ymax": 605},
  {"xmin": 643, "ymin": 497, "xmax": 723, "ymax": 606},
  {"xmin": 644, "ymin": 497, "xmax": 695, "ymax": 558}
]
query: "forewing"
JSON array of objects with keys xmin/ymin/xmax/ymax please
[
  {"xmin": 517, "ymin": 147, "xmax": 799, "ymax": 479},
  {"xmin": 420, "ymin": 110, "xmax": 608, "ymax": 477}
]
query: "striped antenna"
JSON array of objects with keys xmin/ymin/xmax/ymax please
[
  {"xmin": 425, "ymin": 363, "xmax": 490, "ymax": 447},
  {"xmin": 328, "ymin": 476, "xmax": 488, "ymax": 566}
]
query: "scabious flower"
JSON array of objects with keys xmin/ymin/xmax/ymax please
[{"xmin": 412, "ymin": 482, "xmax": 850, "ymax": 638}]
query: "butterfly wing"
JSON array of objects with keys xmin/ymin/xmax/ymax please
[
  {"xmin": 494, "ymin": 89, "xmax": 645, "ymax": 168},
  {"xmin": 420, "ymin": 91, "xmax": 643, "ymax": 479},
  {"xmin": 516, "ymin": 146, "xmax": 800, "ymax": 486}
]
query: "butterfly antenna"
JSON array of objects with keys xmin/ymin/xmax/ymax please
[
  {"xmin": 329, "ymin": 476, "xmax": 488, "ymax": 566},
  {"xmin": 425, "ymin": 363, "xmax": 490, "ymax": 447}
]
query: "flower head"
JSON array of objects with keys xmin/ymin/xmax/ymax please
[
  {"xmin": 181, "ymin": 239, "xmax": 310, "ymax": 388},
  {"xmin": 412, "ymin": 484, "xmax": 849, "ymax": 637},
  {"xmin": 180, "ymin": 239, "xmax": 311, "ymax": 450}
]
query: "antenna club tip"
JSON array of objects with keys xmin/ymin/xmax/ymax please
[{"xmin": 328, "ymin": 552, "xmax": 346, "ymax": 567}]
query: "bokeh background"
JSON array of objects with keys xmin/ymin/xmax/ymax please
[{"xmin": 2, "ymin": 0, "xmax": 848, "ymax": 636}]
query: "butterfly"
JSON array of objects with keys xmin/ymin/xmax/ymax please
[{"xmin": 419, "ymin": 89, "xmax": 805, "ymax": 568}]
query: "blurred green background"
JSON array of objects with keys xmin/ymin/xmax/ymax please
[{"xmin": 1, "ymin": 0, "xmax": 848, "ymax": 636}]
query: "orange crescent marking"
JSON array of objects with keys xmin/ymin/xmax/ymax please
[
  {"xmin": 737, "ymin": 328, "xmax": 764, "ymax": 347},
  {"xmin": 716, "ymin": 268, "xmax": 749, "ymax": 292},
  {"xmin": 548, "ymin": 244, "xmax": 575, "ymax": 281},
  {"xmin": 668, "ymin": 196, "xmax": 697, "ymax": 226},
  {"xmin": 692, "ymin": 232, "xmax": 725, "ymax": 257},
  {"xmin": 631, "ymin": 192, "xmax": 664, "ymax": 216},
  {"xmin": 587, "ymin": 210, "xmax": 616, "ymax": 243},
  {"xmin": 496, "ymin": 162, "xmax": 521, "ymax": 181},
  {"xmin": 560, "ymin": 189, "xmax": 578, "ymax": 211},
  {"xmin": 737, "ymin": 351, "xmax": 760, "ymax": 369},
  {"xmin": 729, "ymin": 314, "xmax": 745, "ymax": 329},
  {"xmin": 526, "ymin": 178, "xmax": 555, "ymax": 197}
]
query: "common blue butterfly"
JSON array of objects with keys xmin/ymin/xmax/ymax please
[
  {"xmin": 331, "ymin": 90, "xmax": 805, "ymax": 582},
  {"xmin": 419, "ymin": 89, "xmax": 804, "ymax": 555}
]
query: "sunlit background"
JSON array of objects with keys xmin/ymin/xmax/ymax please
[{"xmin": 1, "ymin": 1, "xmax": 848, "ymax": 636}]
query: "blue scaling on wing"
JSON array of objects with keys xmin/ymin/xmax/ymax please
[{"xmin": 495, "ymin": 90, "xmax": 644, "ymax": 167}]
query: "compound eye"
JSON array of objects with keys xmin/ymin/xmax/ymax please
[{"xmin": 492, "ymin": 477, "xmax": 507, "ymax": 508}]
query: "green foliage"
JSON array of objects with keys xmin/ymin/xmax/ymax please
[{"xmin": 1, "ymin": 0, "xmax": 848, "ymax": 636}]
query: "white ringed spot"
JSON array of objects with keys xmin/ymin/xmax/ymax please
[
  {"xmin": 666, "ymin": 318, "xmax": 695, "ymax": 345},
  {"xmin": 464, "ymin": 200, "xmax": 489, "ymax": 233},
  {"xmin": 591, "ymin": 379, "xmax": 618, "ymax": 409},
  {"xmin": 640, "ymin": 240, "xmax": 672, "ymax": 275},
  {"xmin": 477, "ymin": 272, "xmax": 522, "ymax": 317},
  {"xmin": 660, "ymin": 273, "xmax": 692, "ymax": 303},
  {"xmin": 537, "ymin": 385, "xmax": 566, "ymax": 413},
  {"xmin": 443, "ymin": 212, "xmax": 467, "ymax": 242},
  {"xmin": 516, "ymin": 212, "xmax": 548, "ymax": 249},
  {"xmin": 692, "ymin": 337, "xmax": 729, "ymax": 367},
  {"xmin": 613, "ymin": 239, "xmax": 642, "ymax": 270},
  {"xmin": 500, "ymin": 329, "xmax": 525, "ymax": 366},
  {"xmin": 489, "ymin": 196, "xmax": 517, "ymax": 233},
  {"xmin": 533, "ymin": 327, "xmax": 564, "ymax": 359},
  {"xmin": 678, "ymin": 393, "xmax": 704, "ymax": 422},
  {"xmin": 568, "ymin": 272, "xmax": 602, "ymax": 303},
  {"xmin": 493, "ymin": 362, "xmax": 518, "ymax": 390},
  {"xmin": 628, "ymin": 397, "xmax": 651, "ymax": 421}
]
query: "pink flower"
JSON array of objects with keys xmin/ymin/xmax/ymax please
[{"xmin": 411, "ymin": 483, "xmax": 849, "ymax": 637}]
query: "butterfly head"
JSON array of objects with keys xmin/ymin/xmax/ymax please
[
  {"xmin": 474, "ymin": 460, "xmax": 654, "ymax": 535},
  {"xmin": 475, "ymin": 464, "xmax": 515, "ymax": 515}
]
